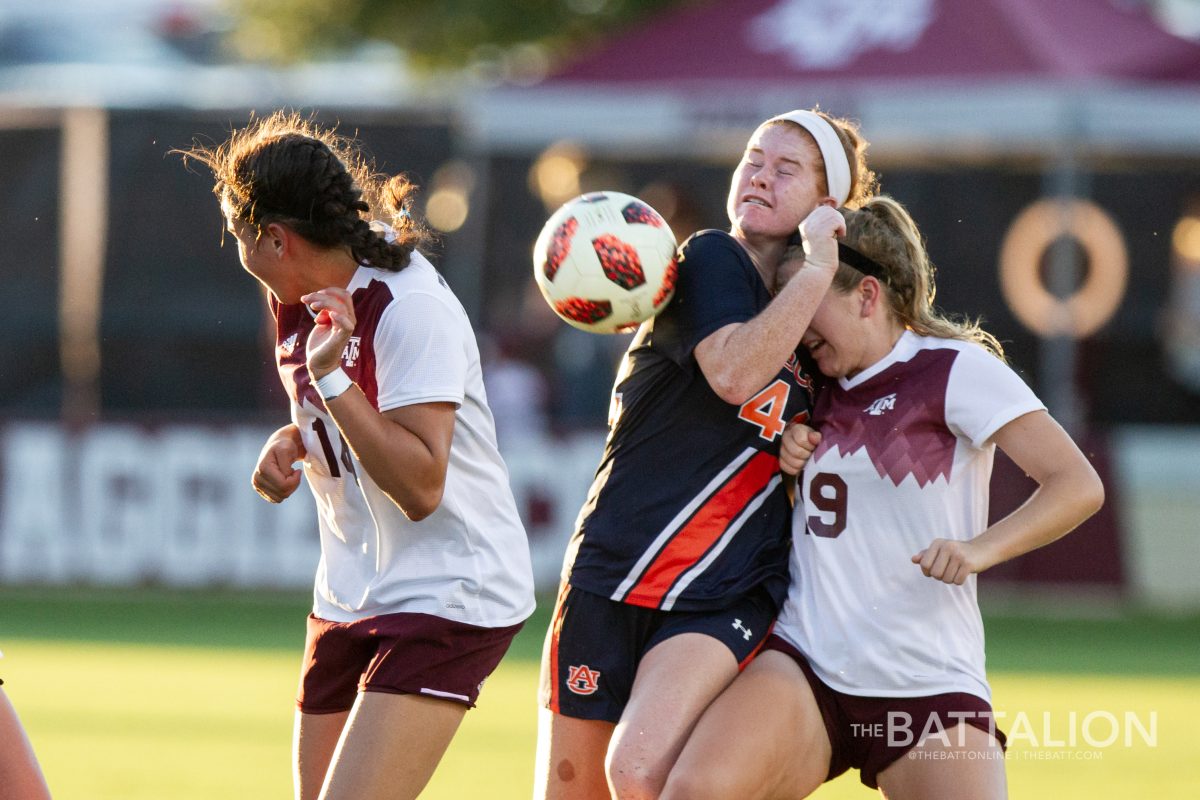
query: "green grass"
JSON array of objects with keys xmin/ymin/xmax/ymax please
[{"xmin": 1, "ymin": 587, "xmax": 1197, "ymax": 799}]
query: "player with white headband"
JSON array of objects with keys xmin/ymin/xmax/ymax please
[{"xmin": 535, "ymin": 109, "xmax": 876, "ymax": 800}]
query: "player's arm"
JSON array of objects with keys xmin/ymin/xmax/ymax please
[
  {"xmin": 251, "ymin": 423, "xmax": 306, "ymax": 503},
  {"xmin": 913, "ymin": 410, "xmax": 1105, "ymax": 584},
  {"xmin": 695, "ymin": 206, "xmax": 843, "ymax": 405},
  {"xmin": 327, "ymin": 393, "xmax": 455, "ymax": 522},
  {"xmin": 303, "ymin": 286, "xmax": 455, "ymax": 521}
]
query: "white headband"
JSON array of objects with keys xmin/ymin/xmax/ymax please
[{"xmin": 764, "ymin": 110, "xmax": 852, "ymax": 207}]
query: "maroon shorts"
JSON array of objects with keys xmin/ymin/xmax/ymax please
[
  {"xmin": 297, "ymin": 612, "xmax": 524, "ymax": 713},
  {"xmin": 764, "ymin": 635, "xmax": 1007, "ymax": 789}
]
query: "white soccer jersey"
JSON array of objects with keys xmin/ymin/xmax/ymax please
[
  {"xmin": 775, "ymin": 331, "xmax": 1045, "ymax": 701},
  {"xmin": 274, "ymin": 252, "xmax": 535, "ymax": 628}
]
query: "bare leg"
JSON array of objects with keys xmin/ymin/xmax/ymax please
[
  {"xmin": 877, "ymin": 723, "xmax": 1006, "ymax": 800},
  {"xmin": 0, "ymin": 688, "xmax": 51, "ymax": 800},
  {"xmin": 293, "ymin": 710, "xmax": 349, "ymax": 800},
  {"xmin": 605, "ymin": 633, "xmax": 742, "ymax": 800},
  {"xmin": 318, "ymin": 692, "xmax": 467, "ymax": 800},
  {"xmin": 533, "ymin": 708, "xmax": 615, "ymax": 800},
  {"xmin": 661, "ymin": 650, "xmax": 832, "ymax": 800}
]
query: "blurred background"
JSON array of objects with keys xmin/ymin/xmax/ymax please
[{"xmin": 1, "ymin": 0, "xmax": 1198, "ymax": 797}]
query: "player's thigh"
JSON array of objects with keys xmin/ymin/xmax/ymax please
[
  {"xmin": 606, "ymin": 632, "xmax": 741, "ymax": 796},
  {"xmin": 319, "ymin": 691, "xmax": 467, "ymax": 800},
  {"xmin": 876, "ymin": 723, "xmax": 1006, "ymax": 800},
  {"xmin": 534, "ymin": 708, "xmax": 616, "ymax": 800},
  {"xmin": 293, "ymin": 710, "xmax": 350, "ymax": 800},
  {"xmin": 0, "ymin": 689, "xmax": 51, "ymax": 800},
  {"xmin": 661, "ymin": 650, "xmax": 832, "ymax": 800}
]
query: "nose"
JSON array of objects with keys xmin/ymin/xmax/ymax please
[{"xmin": 750, "ymin": 165, "xmax": 769, "ymax": 189}]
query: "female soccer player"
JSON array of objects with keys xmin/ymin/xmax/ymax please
[
  {"xmin": 183, "ymin": 113, "xmax": 535, "ymax": 800},
  {"xmin": 535, "ymin": 110, "xmax": 877, "ymax": 800},
  {"xmin": 661, "ymin": 196, "xmax": 1105, "ymax": 800}
]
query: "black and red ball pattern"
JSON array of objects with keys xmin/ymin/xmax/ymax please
[
  {"xmin": 542, "ymin": 217, "xmax": 578, "ymax": 282},
  {"xmin": 621, "ymin": 201, "xmax": 666, "ymax": 228},
  {"xmin": 653, "ymin": 258, "xmax": 679, "ymax": 307},
  {"xmin": 592, "ymin": 234, "xmax": 646, "ymax": 290},
  {"xmin": 555, "ymin": 297, "xmax": 613, "ymax": 325}
]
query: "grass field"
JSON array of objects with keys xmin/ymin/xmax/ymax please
[{"xmin": 1, "ymin": 587, "xmax": 1197, "ymax": 799}]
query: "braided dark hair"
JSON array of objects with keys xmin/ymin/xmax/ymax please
[{"xmin": 180, "ymin": 112, "xmax": 431, "ymax": 271}]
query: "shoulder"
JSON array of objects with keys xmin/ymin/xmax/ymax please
[
  {"xmin": 679, "ymin": 229, "xmax": 748, "ymax": 265},
  {"xmin": 361, "ymin": 254, "xmax": 464, "ymax": 316},
  {"xmin": 901, "ymin": 333, "xmax": 999, "ymax": 368},
  {"xmin": 920, "ymin": 336, "xmax": 1009, "ymax": 377}
]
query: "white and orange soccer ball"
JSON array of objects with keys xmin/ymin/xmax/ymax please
[{"xmin": 532, "ymin": 191, "xmax": 679, "ymax": 334}]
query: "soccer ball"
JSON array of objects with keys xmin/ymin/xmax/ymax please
[{"xmin": 532, "ymin": 191, "xmax": 679, "ymax": 334}]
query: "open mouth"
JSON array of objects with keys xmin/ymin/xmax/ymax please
[
  {"xmin": 742, "ymin": 194, "xmax": 772, "ymax": 209},
  {"xmin": 803, "ymin": 336, "xmax": 826, "ymax": 355}
]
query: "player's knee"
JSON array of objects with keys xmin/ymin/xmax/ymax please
[{"xmin": 606, "ymin": 748, "xmax": 666, "ymax": 800}]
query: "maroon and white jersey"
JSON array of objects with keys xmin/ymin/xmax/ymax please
[
  {"xmin": 272, "ymin": 252, "xmax": 535, "ymax": 628},
  {"xmin": 775, "ymin": 332, "xmax": 1044, "ymax": 701}
]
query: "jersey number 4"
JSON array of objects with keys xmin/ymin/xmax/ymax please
[{"xmin": 737, "ymin": 379, "xmax": 790, "ymax": 441}]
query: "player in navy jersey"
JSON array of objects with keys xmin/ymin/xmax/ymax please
[
  {"xmin": 535, "ymin": 110, "xmax": 878, "ymax": 800},
  {"xmin": 661, "ymin": 197, "xmax": 1104, "ymax": 800},
  {"xmin": 182, "ymin": 113, "xmax": 534, "ymax": 800}
]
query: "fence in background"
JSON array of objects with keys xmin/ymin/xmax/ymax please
[{"xmin": 2, "ymin": 422, "xmax": 1197, "ymax": 610}]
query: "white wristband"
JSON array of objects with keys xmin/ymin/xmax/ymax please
[{"xmin": 315, "ymin": 368, "xmax": 353, "ymax": 401}]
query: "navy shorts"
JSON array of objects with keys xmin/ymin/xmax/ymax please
[
  {"xmin": 764, "ymin": 635, "xmax": 1007, "ymax": 789},
  {"xmin": 540, "ymin": 582, "xmax": 777, "ymax": 723},
  {"xmin": 298, "ymin": 612, "xmax": 523, "ymax": 713}
]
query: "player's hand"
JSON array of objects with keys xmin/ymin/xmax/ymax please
[
  {"xmin": 911, "ymin": 538, "xmax": 985, "ymax": 585},
  {"xmin": 302, "ymin": 287, "xmax": 356, "ymax": 379},
  {"xmin": 798, "ymin": 206, "xmax": 846, "ymax": 274},
  {"xmin": 779, "ymin": 421, "xmax": 821, "ymax": 476},
  {"xmin": 252, "ymin": 426, "xmax": 306, "ymax": 503}
]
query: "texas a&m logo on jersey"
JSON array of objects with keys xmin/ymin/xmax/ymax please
[
  {"xmin": 864, "ymin": 392, "xmax": 897, "ymax": 416},
  {"xmin": 566, "ymin": 664, "xmax": 601, "ymax": 695},
  {"xmin": 342, "ymin": 336, "xmax": 362, "ymax": 367}
]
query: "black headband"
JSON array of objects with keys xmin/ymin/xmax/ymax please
[{"xmin": 838, "ymin": 242, "xmax": 890, "ymax": 284}]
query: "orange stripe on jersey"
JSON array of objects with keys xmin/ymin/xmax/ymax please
[
  {"xmin": 622, "ymin": 451, "xmax": 779, "ymax": 608},
  {"xmin": 546, "ymin": 582, "xmax": 571, "ymax": 714}
]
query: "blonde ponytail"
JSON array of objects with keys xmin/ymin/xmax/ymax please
[{"xmin": 835, "ymin": 196, "xmax": 1005, "ymax": 359}]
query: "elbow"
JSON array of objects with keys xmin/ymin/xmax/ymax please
[
  {"xmin": 1082, "ymin": 470, "xmax": 1106, "ymax": 518},
  {"xmin": 400, "ymin": 484, "xmax": 445, "ymax": 522},
  {"xmin": 708, "ymin": 372, "xmax": 756, "ymax": 406}
]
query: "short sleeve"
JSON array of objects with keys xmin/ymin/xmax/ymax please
[
  {"xmin": 945, "ymin": 345, "xmax": 1046, "ymax": 449},
  {"xmin": 654, "ymin": 230, "xmax": 765, "ymax": 364},
  {"xmin": 374, "ymin": 291, "xmax": 468, "ymax": 411}
]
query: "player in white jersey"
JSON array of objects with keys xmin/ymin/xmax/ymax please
[
  {"xmin": 183, "ymin": 113, "xmax": 535, "ymax": 800},
  {"xmin": 662, "ymin": 196, "xmax": 1104, "ymax": 800}
]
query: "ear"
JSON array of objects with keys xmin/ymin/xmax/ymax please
[
  {"xmin": 262, "ymin": 222, "xmax": 289, "ymax": 256},
  {"xmin": 858, "ymin": 276, "xmax": 884, "ymax": 317}
]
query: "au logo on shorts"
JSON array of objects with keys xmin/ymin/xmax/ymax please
[{"xmin": 566, "ymin": 664, "xmax": 601, "ymax": 695}]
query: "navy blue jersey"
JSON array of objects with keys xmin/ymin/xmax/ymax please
[{"xmin": 563, "ymin": 230, "xmax": 816, "ymax": 612}]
